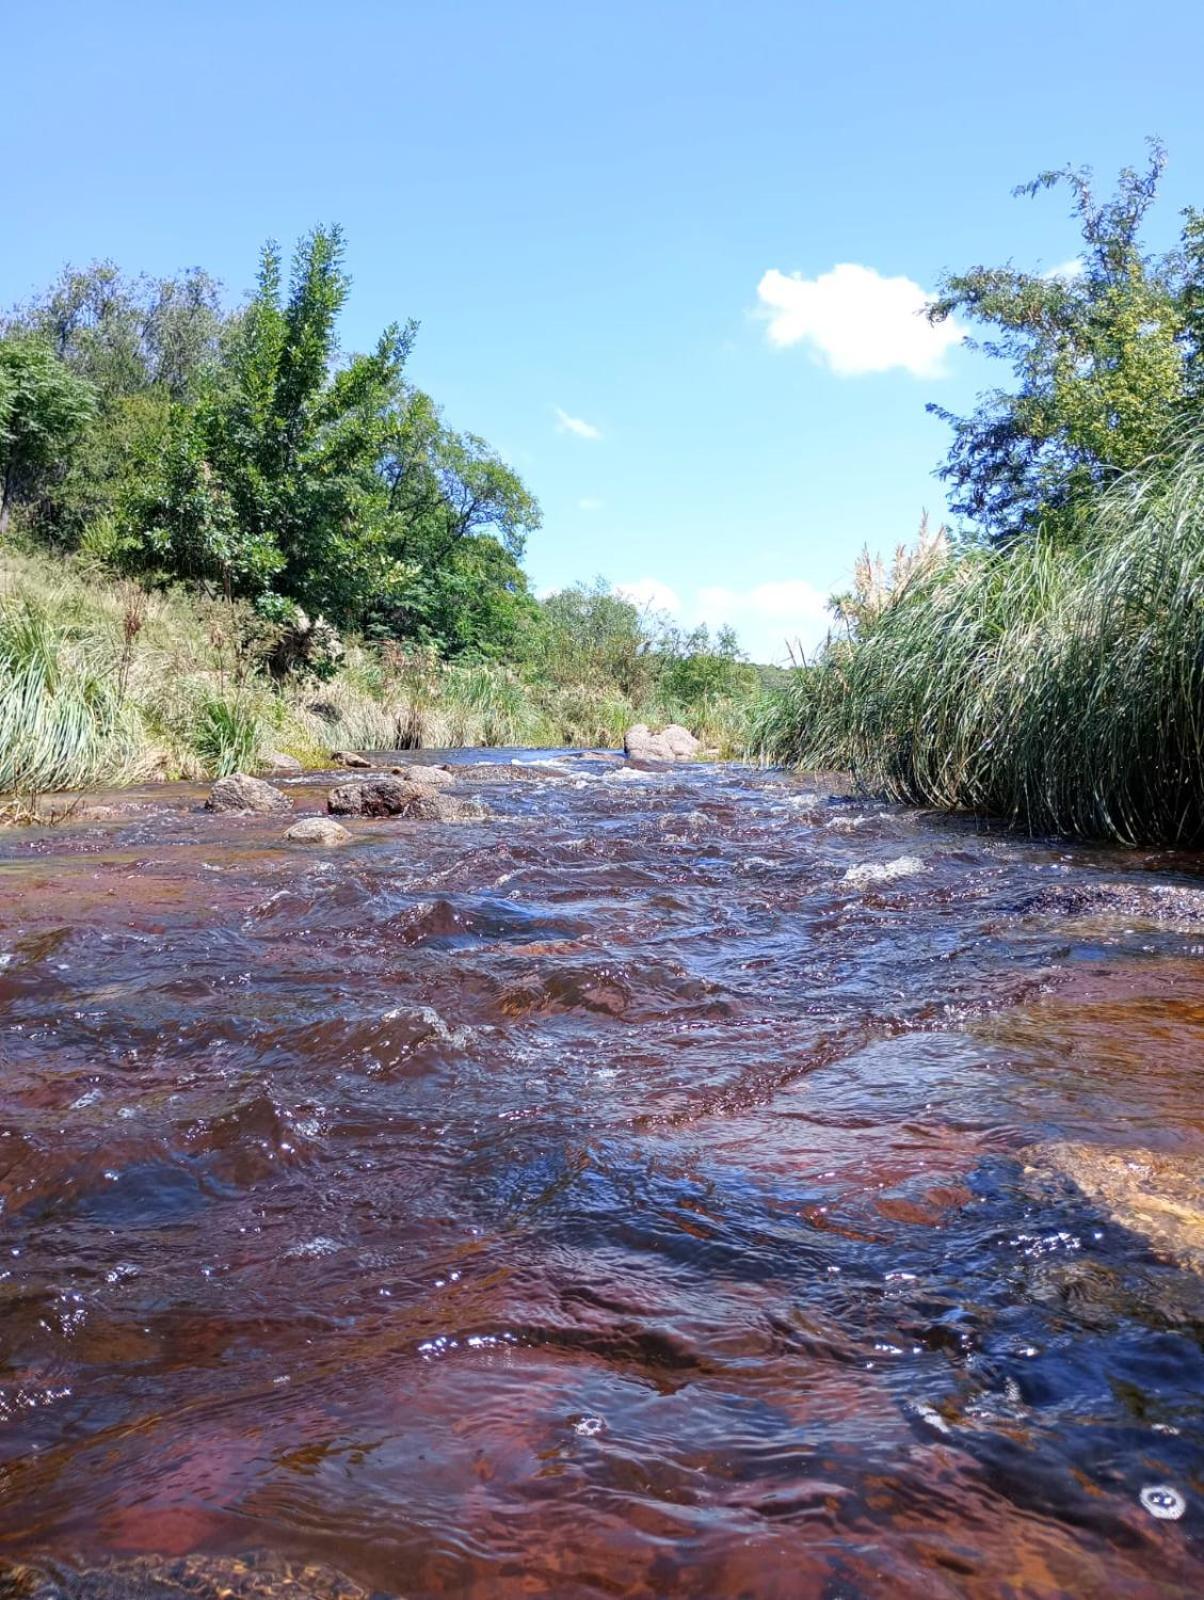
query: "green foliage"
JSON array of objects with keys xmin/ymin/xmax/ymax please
[
  {"xmin": 94, "ymin": 225, "xmax": 542, "ymax": 640},
  {"xmin": 658, "ymin": 622, "xmax": 757, "ymax": 703},
  {"xmin": 929, "ymin": 141, "xmax": 1204, "ymax": 539},
  {"xmin": 0, "ymin": 338, "xmax": 96, "ymax": 534},
  {"xmin": 192, "ymin": 693, "xmax": 265, "ymax": 776},
  {"xmin": 752, "ymin": 431, "xmax": 1204, "ymax": 845},
  {"xmin": 3, "ymin": 262, "xmax": 224, "ymax": 543},
  {"xmin": 523, "ymin": 580, "xmax": 659, "ymax": 697},
  {"xmin": 0, "ymin": 230, "xmax": 758, "ymax": 795}
]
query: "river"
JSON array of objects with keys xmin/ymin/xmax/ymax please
[{"xmin": 1, "ymin": 751, "xmax": 1202, "ymax": 1598}]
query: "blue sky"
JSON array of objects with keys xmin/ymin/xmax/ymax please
[{"xmin": 6, "ymin": 0, "xmax": 1204, "ymax": 660}]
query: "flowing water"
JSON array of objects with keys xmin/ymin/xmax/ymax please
[{"xmin": 2, "ymin": 751, "xmax": 1204, "ymax": 1598}]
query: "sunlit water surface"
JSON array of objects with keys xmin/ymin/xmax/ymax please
[{"xmin": 2, "ymin": 751, "xmax": 1203, "ymax": 1597}]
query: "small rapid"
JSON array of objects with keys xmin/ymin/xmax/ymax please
[{"xmin": 1, "ymin": 751, "xmax": 1203, "ymax": 1598}]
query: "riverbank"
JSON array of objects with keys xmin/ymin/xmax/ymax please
[{"xmin": 0, "ymin": 549, "xmax": 758, "ymax": 811}]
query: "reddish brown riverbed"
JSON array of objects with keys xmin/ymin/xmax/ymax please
[{"xmin": 2, "ymin": 752, "xmax": 1204, "ymax": 1598}]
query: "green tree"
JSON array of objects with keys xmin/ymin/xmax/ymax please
[
  {"xmin": 121, "ymin": 225, "xmax": 540, "ymax": 640},
  {"xmin": 527, "ymin": 580, "xmax": 659, "ymax": 695},
  {"xmin": 7, "ymin": 261, "xmax": 224, "ymax": 402},
  {"xmin": 4, "ymin": 262, "xmax": 224, "ymax": 541},
  {"xmin": 0, "ymin": 338, "xmax": 96, "ymax": 536},
  {"xmin": 368, "ymin": 388, "xmax": 541, "ymax": 647},
  {"xmin": 928, "ymin": 142, "xmax": 1192, "ymax": 539}
]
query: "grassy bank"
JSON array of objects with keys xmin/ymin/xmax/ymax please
[
  {"xmin": 0, "ymin": 549, "xmax": 759, "ymax": 805},
  {"xmin": 751, "ymin": 439, "xmax": 1204, "ymax": 847}
]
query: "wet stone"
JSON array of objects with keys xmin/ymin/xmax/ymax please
[
  {"xmin": 284, "ymin": 816, "xmax": 352, "ymax": 846},
  {"xmin": 1019, "ymin": 880, "xmax": 1204, "ymax": 926},
  {"xmin": 260, "ymin": 751, "xmax": 303, "ymax": 775},
  {"xmin": 326, "ymin": 778, "xmax": 475, "ymax": 821},
  {"xmin": 204, "ymin": 773, "xmax": 292, "ymax": 815},
  {"xmin": 1023, "ymin": 1141, "xmax": 1204, "ymax": 1271},
  {"xmin": 387, "ymin": 764, "xmax": 454, "ymax": 787}
]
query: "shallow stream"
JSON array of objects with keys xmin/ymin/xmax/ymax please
[{"xmin": 2, "ymin": 752, "xmax": 1203, "ymax": 1597}]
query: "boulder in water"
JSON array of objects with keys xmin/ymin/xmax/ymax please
[
  {"xmin": 284, "ymin": 816, "xmax": 351, "ymax": 846},
  {"xmin": 204, "ymin": 773, "xmax": 292, "ymax": 815},
  {"xmin": 327, "ymin": 777, "xmax": 472, "ymax": 820},
  {"xmin": 623, "ymin": 722, "xmax": 701, "ymax": 763}
]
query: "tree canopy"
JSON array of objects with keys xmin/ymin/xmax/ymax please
[
  {"xmin": 1, "ymin": 226, "xmax": 542, "ymax": 652},
  {"xmin": 928, "ymin": 141, "xmax": 1204, "ymax": 540}
]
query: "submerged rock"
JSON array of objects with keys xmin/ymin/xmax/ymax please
[
  {"xmin": 1024, "ymin": 1141, "xmax": 1204, "ymax": 1271},
  {"xmin": 331, "ymin": 750, "xmax": 372, "ymax": 769},
  {"xmin": 327, "ymin": 777, "xmax": 475, "ymax": 821},
  {"xmin": 204, "ymin": 773, "xmax": 292, "ymax": 815},
  {"xmin": 623, "ymin": 722, "xmax": 701, "ymax": 763},
  {"xmin": 284, "ymin": 816, "xmax": 351, "ymax": 846},
  {"xmin": 0, "ymin": 1552, "xmax": 375, "ymax": 1598},
  {"xmin": 1020, "ymin": 881, "xmax": 1204, "ymax": 927}
]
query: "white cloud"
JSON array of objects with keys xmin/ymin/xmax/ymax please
[
  {"xmin": 756, "ymin": 262, "xmax": 962, "ymax": 377},
  {"xmin": 617, "ymin": 575, "xmax": 831, "ymax": 664},
  {"xmin": 577, "ymin": 497, "xmax": 604, "ymax": 512},
  {"xmin": 1042, "ymin": 257, "xmax": 1084, "ymax": 281},
  {"xmin": 617, "ymin": 577, "xmax": 682, "ymax": 616},
  {"xmin": 554, "ymin": 406, "xmax": 603, "ymax": 440},
  {"xmin": 696, "ymin": 579, "xmax": 831, "ymax": 663}
]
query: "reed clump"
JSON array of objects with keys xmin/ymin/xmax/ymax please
[{"xmin": 751, "ymin": 437, "xmax": 1204, "ymax": 846}]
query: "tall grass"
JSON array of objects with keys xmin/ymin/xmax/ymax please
[
  {"xmin": 0, "ymin": 547, "xmax": 757, "ymax": 802},
  {"xmin": 752, "ymin": 436, "xmax": 1204, "ymax": 846},
  {"xmin": 0, "ymin": 595, "xmax": 145, "ymax": 797}
]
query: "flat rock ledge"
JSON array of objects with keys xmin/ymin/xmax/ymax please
[
  {"xmin": 326, "ymin": 777, "xmax": 478, "ymax": 821},
  {"xmin": 1023, "ymin": 1140, "xmax": 1204, "ymax": 1272},
  {"xmin": 623, "ymin": 722, "xmax": 701, "ymax": 763},
  {"xmin": 205, "ymin": 773, "xmax": 292, "ymax": 815},
  {"xmin": 285, "ymin": 816, "xmax": 351, "ymax": 846}
]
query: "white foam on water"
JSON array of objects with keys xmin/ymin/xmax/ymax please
[
  {"xmin": 843, "ymin": 856, "xmax": 925, "ymax": 887},
  {"xmin": 907, "ymin": 1399, "xmax": 953, "ymax": 1435},
  {"xmin": 285, "ymin": 1236, "xmax": 341, "ymax": 1259}
]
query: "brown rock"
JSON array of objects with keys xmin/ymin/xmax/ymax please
[
  {"xmin": 0, "ymin": 1551, "xmax": 374, "ymax": 1598},
  {"xmin": 331, "ymin": 750, "xmax": 372, "ymax": 769},
  {"xmin": 284, "ymin": 816, "xmax": 351, "ymax": 846},
  {"xmin": 204, "ymin": 773, "xmax": 292, "ymax": 815},
  {"xmin": 328, "ymin": 778, "xmax": 446, "ymax": 819}
]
